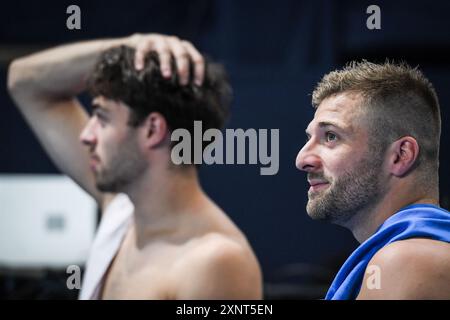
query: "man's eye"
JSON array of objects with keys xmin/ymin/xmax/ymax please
[
  {"xmin": 93, "ymin": 111, "xmax": 107, "ymax": 122},
  {"xmin": 92, "ymin": 113, "xmax": 108, "ymax": 127},
  {"xmin": 325, "ymin": 132, "xmax": 337, "ymax": 142}
]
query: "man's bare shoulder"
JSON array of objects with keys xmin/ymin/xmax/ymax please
[
  {"xmin": 357, "ymin": 238, "xmax": 450, "ymax": 299},
  {"xmin": 172, "ymin": 232, "xmax": 263, "ymax": 299}
]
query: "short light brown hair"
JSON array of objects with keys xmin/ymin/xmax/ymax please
[{"xmin": 312, "ymin": 60, "xmax": 441, "ymax": 186}]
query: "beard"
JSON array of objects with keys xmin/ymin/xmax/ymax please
[
  {"xmin": 94, "ymin": 133, "xmax": 147, "ymax": 193},
  {"xmin": 306, "ymin": 152, "xmax": 385, "ymax": 226}
]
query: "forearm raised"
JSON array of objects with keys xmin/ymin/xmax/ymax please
[
  {"xmin": 5, "ymin": 33, "xmax": 205, "ymax": 208},
  {"xmin": 7, "ymin": 36, "xmax": 130, "ymax": 101}
]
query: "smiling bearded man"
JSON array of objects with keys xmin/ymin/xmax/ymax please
[{"xmin": 296, "ymin": 61, "xmax": 450, "ymax": 300}]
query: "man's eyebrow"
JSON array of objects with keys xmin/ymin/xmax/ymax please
[
  {"xmin": 91, "ymin": 102, "xmax": 109, "ymax": 113},
  {"xmin": 318, "ymin": 121, "xmax": 344, "ymax": 129},
  {"xmin": 305, "ymin": 121, "xmax": 352, "ymax": 135}
]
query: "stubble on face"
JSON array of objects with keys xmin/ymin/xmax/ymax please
[
  {"xmin": 95, "ymin": 128, "xmax": 147, "ymax": 193},
  {"xmin": 306, "ymin": 145, "xmax": 385, "ymax": 226},
  {"xmin": 305, "ymin": 93, "xmax": 387, "ymax": 226},
  {"xmin": 93, "ymin": 101, "xmax": 148, "ymax": 193}
]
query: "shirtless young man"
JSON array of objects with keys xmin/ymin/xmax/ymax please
[
  {"xmin": 296, "ymin": 61, "xmax": 450, "ymax": 299},
  {"xmin": 7, "ymin": 34, "xmax": 262, "ymax": 299}
]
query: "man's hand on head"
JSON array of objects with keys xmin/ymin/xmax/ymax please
[
  {"xmin": 128, "ymin": 33, "xmax": 205, "ymax": 86},
  {"xmin": 6, "ymin": 33, "xmax": 207, "ymax": 209}
]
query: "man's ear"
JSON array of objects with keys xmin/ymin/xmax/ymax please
[
  {"xmin": 142, "ymin": 112, "xmax": 169, "ymax": 148},
  {"xmin": 387, "ymin": 136, "xmax": 420, "ymax": 177}
]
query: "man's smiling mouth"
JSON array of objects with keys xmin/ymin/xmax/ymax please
[{"xmin": 308, "ymin": 179, "xmax": 330, "ymax": 192}]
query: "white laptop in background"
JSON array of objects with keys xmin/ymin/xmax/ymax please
[{"xmin": 0, "ymin": 174, "xmax": 97, "ymax": 269}]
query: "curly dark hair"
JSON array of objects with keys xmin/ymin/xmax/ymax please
[{"xmin": 88, "ymin": 45, "xmax": 232, "ymax": 138}]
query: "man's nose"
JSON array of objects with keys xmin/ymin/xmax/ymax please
[
  {"xmin": 79, "ymin": 118, "xmax": 97, "ymax": 147},
  {"xmin": 295, "ymin": 141, "xmax": 322, "ymax": 173}
]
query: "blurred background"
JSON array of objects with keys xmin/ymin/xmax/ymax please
[{"xmin": 0, "ymin": 0, "xmax": 449, "ymax": 299}]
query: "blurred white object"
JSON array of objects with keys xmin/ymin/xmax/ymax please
[{"xmin": 0, "ymin": 174, "xmax": 97, "ymax": 269}]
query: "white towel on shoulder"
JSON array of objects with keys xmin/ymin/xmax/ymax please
[{"xmin": 79, "ymin": 193, "xmax": 133, "ymax": 300}]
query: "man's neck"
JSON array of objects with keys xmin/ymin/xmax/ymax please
[
  {"xmin": 347, "ymin": 190, "xmax": 439, "ymax": 243},
  {"xmin": 125, "ymin": 165, "xmax": 207, "ymax": 247}
]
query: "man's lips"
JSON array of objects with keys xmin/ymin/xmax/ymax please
[
  {"xmin": 308, "ymin": 180, "xmax": 330, "ymax": 192},
  {"xmin": 89, "ymin": 156, "xmax": 100, "ymax": 171}
]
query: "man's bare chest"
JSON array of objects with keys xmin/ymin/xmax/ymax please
[{"xmin": 100, "ymin": 237, "xmax": 184, "ymax": 299}]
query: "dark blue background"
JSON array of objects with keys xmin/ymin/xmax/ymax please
[{"xmin": 1, "ymin": 0, "xmax": 449, "ymax": 298}]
